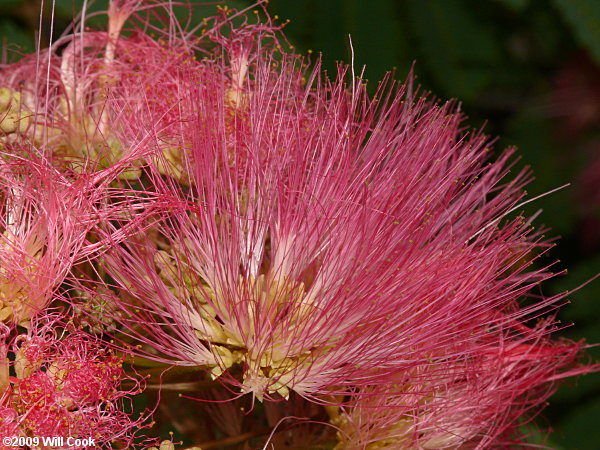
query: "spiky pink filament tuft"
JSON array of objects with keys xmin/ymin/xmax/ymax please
[
  {"xmin": 331, "ymin": 327, "xmax": 592, "ymax": 449},
  {"xmin": 0, "ymin": 151, "xmax": 151, "ymax": 324},
  {"xmin": 2, "ymin": 314, "xmax": 149, "ymax": 448},
  {"xmin": 70, "ymin": 8, "xmax": 596, "ymax": 416}
]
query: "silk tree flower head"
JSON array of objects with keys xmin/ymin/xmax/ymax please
[
  {"xmin": 329, "ymin": 337, "xmax": 591, "ymax": 448},
  {"xmin": 0, "ymin": 157, "xmax": 101, "ymax": 325},
  {"xmin": 0, "ymin": 142, "xmax": 168, "ymax": 328},
  {"xmin": 0, "ymin": 316, "xmax": 148, "ymax": 448},
  {"xmin": 0, "ymin": 0, "xmax": 162, "ymax": 178},
  {"xmin": 0, "ymin": 141, "xmax": 152, "ymax": 322},
  {"xmin": 1, "ymin": 5, "xmax": 174, "ymax": 324}
]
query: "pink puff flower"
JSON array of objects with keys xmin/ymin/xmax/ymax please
[
  {"xmin": 0, "ymin": 160, "xmax": 85, "ymax": 324},
  {"xmin": 1, "ymin": 314, "xmax": 149, "ymax": 448},
  {"xmin": 85, "ymin": 6, "xmax": 597, "ymax": 412},
  {"xmin": 0, "ymin": 1, "xmax": 160, "ymax": 178},
  {"xmin": 0, "ymin": 153, "xmax": 138, "ymax": 325},
  {"xmin": 331, "ymin": 337, "xmax": 591, "ymax": 448}
]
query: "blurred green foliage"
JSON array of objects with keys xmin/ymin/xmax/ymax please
[
  {"xmin": 553, "ymin": 0, "xmax": 600, "ymax": 64},
  {"xmin": 2, "ymin": 0, "xmax": 599, "ymax": 448}
]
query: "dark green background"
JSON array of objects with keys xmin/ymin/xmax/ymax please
[{"xmin": 2, "ymin": 0, "xmax": 599, "ymax": 448}]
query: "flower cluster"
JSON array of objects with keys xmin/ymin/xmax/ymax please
[
  {"xmin": 0, "ymin": 317, "xmax": 145, "ymax": 449},
  {"xmin": 0, "ymin": 2, "xmax": 156, "ymax": 444},
  {"xmin": 0, "ymin": 1, "xmax": 598, "ymax": 448}
]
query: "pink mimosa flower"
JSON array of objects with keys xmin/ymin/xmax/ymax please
[
  {"xmin": 331, "ymin": 337, "xmax": 591, "ymax": 448},
  {"xmin": 1, "ymin": 314, "xmax": 148, "ymax": 448},
  {"xmin": 77, "ymin": 7, "xmax": 597, "ymax": 420},
  {"xmin": 0, "ymin": 149, "xmax": 154, "ymax": 325},
  {"xmin": 0, "ymin": 159, "xmax": 92, "ymax": 324},
  {"xmin": 0, "ymin": 1, "xmax": 159, "ymax": 178}
]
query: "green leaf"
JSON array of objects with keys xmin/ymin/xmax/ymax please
[
  {"xmin": 404, "ymin": 0, "xmax": 501, "ymax": 100},
  {"xmin": 341, "ymin": 0, "xmax": 408, "ymax": 83},
  {"xmin": 0, "ymin": 0, "xmax": 23, "ymax": 7},
  {"xmin": 552, "ymin": 0, "xmax": 600, "ymax": 65},
  {"xmin": 494, "ymin": 0, "xmax": 530, "ymax": 11},
  {"xmin": 0, "ymin": 19, "xmax": 34, "ymax": 56},
  {"xmin": 552, "ymin": 253, "xmax": 600, "ymax": 323},
  {"xmin": 502, "ymin": 107, "xmax": 578, "ymax": 234},
  {"xmin": 552, "ymin": 397, "xmax": 600, "ymax": 450}
]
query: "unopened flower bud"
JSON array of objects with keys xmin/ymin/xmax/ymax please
[
  {"xmin": 0, "ymin": 112, "xmax": 18, "ymax": 134},
  {"xmin": 0, "ymin": 88, "xmax": 11, "ymax": 111}
]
